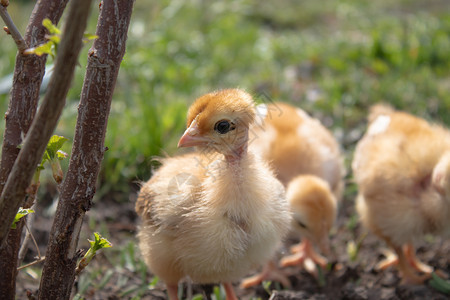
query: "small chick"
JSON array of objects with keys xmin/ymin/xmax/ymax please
[
  {"xmin": 250, "ymin": 103, "xmax": 344, "ymax": 193},
  {"xmin": 136, "ymin": 89, "xmax": 291, "ymax": 300},
  {"xmin": 241, "ymin": 102, "xmax": 343, "ymax": 287},
  {"xmin": 281, "ymin": 175, "xmax": 337, "ymax": 271},
  {"xmin": 353, "ymin": 104, "xmax": 450, "ymax": 284}
]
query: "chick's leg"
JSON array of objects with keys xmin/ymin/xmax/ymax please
[
  {"xmin": 222, "ymin": 282, "xmax": 238, "ymax": 300},
  {"xmin": 240, "ymin": 260, "xmax": 291, "ymax": 289},
  {"xmin": 241, "ymin": 260, "xmax": 291, "ymax": 289},
  {"xmin": 376, "ymin": 242, "xmax": 434, "ymax": 284},
  {"xmin": 280, "ymin": 239, "xmax": 328, "ymax": 269},
  {"xmin": 395, "ymin": 244, "xmax": 431, "ymax": 284},
  {"xmin": 403, "ymin": 243, "xmax": 433, "ymax": 274},
  {"xmin": 375, "ymin": 249, "xmax": 398, "ymax": 270},
  {"xmin": 166, "ymin": 283, "xmax": 179, "ymax": 300}
]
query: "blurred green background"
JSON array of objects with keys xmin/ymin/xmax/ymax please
[
  {"xmin": 1, "ymin": 0, "xmax": 450, "ymax": 202},
  {"xmin": 2, "ymin": 1, "xmax": 450, "ymax": 298}
]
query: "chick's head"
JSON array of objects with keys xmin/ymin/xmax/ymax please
[
  {"xmin": 178, "ymin": 89, "xmax": 256, "ymax": 158},
  {"xmin": 287, "ymin": 175, "xmax": 337, "ymax": 254}
]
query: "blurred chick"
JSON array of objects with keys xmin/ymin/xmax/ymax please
[
  {"xmin": 135, "ymin": 89, "xmax": 291, "ymax": 300},
  {"xmin": 353, "ymin": 104, "xmax": 450, "ymax": 284},
  {"xmin": 281, "ymin": 175, "xmax": 338, "ymax": 270},
  {"xmin": 241, "ymin": 102, "xmax": 343, "ymax": 287}
]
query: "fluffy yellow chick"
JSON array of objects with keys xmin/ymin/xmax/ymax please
[
  {"xmin": 241, "ymin": 102, "xmax": 343, "ymax": 287},
  {"xmin": 281, "ymin": 175, "xmax": 337, "ymax": 269},
  {"xmin": 353, "ymin": 104, "xmax": 450, "ymax": 284},
  {"xmin": 135, "ymin": 89, "xmax": 291, "ymax": 300},
  {"xmin": 250, "ymin": 103, "xmax": 344, "ymax": 194}
]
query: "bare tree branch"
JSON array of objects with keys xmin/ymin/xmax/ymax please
[
  {"xmin": 0, "ymin": 5, "xmax": 27, "ymax": 52},
  {"xmin": 0, "ymin": 0, "xmax": 92, "ymax": 246},
  {"xmin": 17, "ymin": 257, "xmax": 46, "ymax": 271},
  {"xmin": 0, "ymin": 0, "xmax": 68, "ymax": 203},
  {"xmin": 0, "ymin": 0, "xmax": 68, "ymax": 298},
  {"xmin": 38, "ymin": 0, "xmax": 135, "ymax": 298}
]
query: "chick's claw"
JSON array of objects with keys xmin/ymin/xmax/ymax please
[
  {"xmin": 281, "ymin": 240, "xmax": 328, "ymax": 271},
  {"xmin": 376, "ymin": 244, "xmax": 436, "ymax": 284},
  {"xmin": 375, "ymin": 249, "xmax": 398, "ymax": 271},
  {"xmin": 223, "ymin": 282, "xmax": 238, "ymax": 300},
  {"xmin": 240, "ymin": 261, "xmax": 291, "ymax": 289}
]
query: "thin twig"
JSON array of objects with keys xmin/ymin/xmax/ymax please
[
  {"xmin": 17, "ymin": 213, "xmax": 44, "ymax": 272},
  {"xmin": 25, "ymin": 211, "xmax": 41, "ymax": 259},
  {"xmin": 17, "ymin": 256, "xmax": 45, "ymax": 271},
  {"xmin": 17, "ymin": 204, "xmax": 37, "ymax": 265},
  {"xmin": 0, "ymin": 4, "xmax": 27, "ymax": 52}
]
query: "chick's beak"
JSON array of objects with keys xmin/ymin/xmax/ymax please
[{"xmin": 178, "ymin": 120, "xmax": 210, "ymax": 148}]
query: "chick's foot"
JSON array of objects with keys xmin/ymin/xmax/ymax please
[
  {"xmin": 240, "ymin": 260, "xmax": 291, "ymax": 289},
  {"xmin": 280, "ymin": 239, "xmax": 328, "ymax": 272}
]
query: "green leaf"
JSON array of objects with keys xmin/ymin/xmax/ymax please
[
  {"xmin": 148, "ymin": 276, "xmax": 159, "ymax": 289},
  {"xmin": 262, "ymin": 281, "xmax": 272, "ymax": 295},
  {"xmin": 89, "ymin": 232, "xmax": 112, "ymax": 252},
  {"xmin": 76, "ymin": 233, "xmax": 113, "ymax": 275},
  {"xmin": 11, "ymin": 208, "xmax": 35, "ymax": 229},
  {"xmin": 38, "ymin": 135, "xmax": 68, "ymax": 169},
  {"xmin": 213, "ymin": 285, "xmax": 223, "ymax": 300},
  {"xmin": 26, "ymin": 42, "xmax": 54, "ymax": 56},
  {"xmin": 46, "ymin": 135, "xmax": 68, "ymax": 160},
  {"xmin": 83, "ymin": 33, "xmax": 99, "ymax": 41},
  {"xmin": 47, "ymin": 35, "xmax": 61, "ymax": 44},
  {"xmin": 429, "ymin": 272, "xmax": 450, "ymax": 294},
  {"xmin": 42, "ymin": 18, "xmax": 61, "ymax": 35},
  {"xmin": 23, "ymin": 19, "xmax": 61, "ymax": 57}
]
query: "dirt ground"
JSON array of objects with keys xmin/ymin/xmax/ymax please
[{"xmin": 16, "ymin": 185, "xmax": 450, "ymax": 300}]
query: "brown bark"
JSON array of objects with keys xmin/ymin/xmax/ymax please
[
  {"xmin": 0, "ymin": 0, "xmax": 68, "ymax": 298},
  {"xmin": 0, "ymin": 0, "xmax": 68, "ymax": 194},
  {"xmin": 0, "ymin": 0, "xmax": 91, "ymax": 243},
  {"xmin": 0, "ymin": 0, "xmax": 87, "ymax": 245},
  {"xmin": 38, "ymin": 1, "xmax": 135, "ymax": 299}
]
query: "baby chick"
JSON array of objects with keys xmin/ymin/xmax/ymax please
[
  {"xmin": 251, "ymin": 103, "xmax": 344, "ymax": 194},
  {"xmin": 241, "ymin": 102, "xmax": 343, "ymax": 287},
  {"xmin": 280, "ymin": 175, "xmax": 337, "ymax": 271},
  {"xmin": 135, "ymin": 89, "xmax": 291, "ymax": 300},
  {"xmin": 353, "ymin": 104, "xmax": 450, "ymax": 284}
]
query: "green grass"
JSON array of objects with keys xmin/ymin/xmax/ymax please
[
  {"xmin": 3, "ymin": 1, "xmax": 449, "ymax": 298},
  {"xmin": 3, "ymin": 3, "xmax": 450, "ymax": 297},
  {"xmin": 1, "ymin": 0, "xmax": 449, "ymax": 201}
]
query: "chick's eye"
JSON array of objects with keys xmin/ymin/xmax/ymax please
[
  {"xmin": 214, "ymin": 120, "xmax": 235, "ymax": 134},
  {"xmin": 295, "ymin": 219, "xmax": 308, "ymax": 229}
]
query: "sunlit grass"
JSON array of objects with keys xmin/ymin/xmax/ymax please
[
  {"xmin": 3, "ymin": 1, "xmax": 449, "ymax": 298},
  {"xmin": 1, "ymin": 0, "xmax": 449, "ymax": 201}
]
